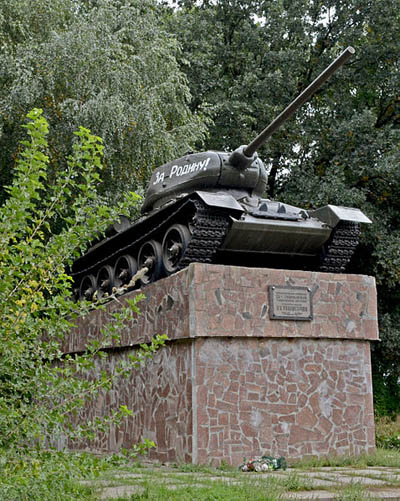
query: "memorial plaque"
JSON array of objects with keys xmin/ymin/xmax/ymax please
[{"xmin": 269, "ymin": 285, "xmax": 313, "ymax": 320}]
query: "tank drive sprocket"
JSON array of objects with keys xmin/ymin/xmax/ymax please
[
  {"xmin": 318, "ymin": 221, "xmax": 361, "ymax": 273},
  {"xmin": 178, "ymin": 200, "xmax": 231, "ymax": 270}
]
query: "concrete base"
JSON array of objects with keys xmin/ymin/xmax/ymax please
[{"xmin": 64, "ymin": 264, "xmax": 379, "ymax": 464}]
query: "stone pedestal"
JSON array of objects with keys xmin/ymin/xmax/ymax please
[{"xmin": 65, "ymin": 264, "xmax": 379, "ymax": 464}]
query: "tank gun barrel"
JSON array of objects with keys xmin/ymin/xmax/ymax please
[
  {"xmin": 229, "ymin": 47, "xmax": 355, "ymax": 168},
  {"xmin": 244, "ymin": 46, "xmax": 355, "ymax": 157}
]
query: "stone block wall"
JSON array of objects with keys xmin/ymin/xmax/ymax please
[{"xmin": 64, "ymin": 264, "xmax": 379, "ymax": 464}]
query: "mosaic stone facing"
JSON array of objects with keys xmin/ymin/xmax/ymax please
[
  {"xmin": 193, "ymin": 337, "xmax": 375, "ymax": 464},
  {"xmin": 65, "ymin": 264, "xmax": 379, "ymax": 464}
]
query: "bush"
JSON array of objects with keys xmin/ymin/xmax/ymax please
[
  {"xmin": 375, "ymin": 415, "xmax": 400, "ymax": 450},
  {"xmin": 0, "ymin": 109, "xmax": 166, "ymax": 452},
  {"xmin": 0, "ymin": 447, "xmax": 143, "ymax": 500}
]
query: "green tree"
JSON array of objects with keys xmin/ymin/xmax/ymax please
[
  {"xmin": 0, "ymin": 108, "xmax": 166, "ymax": 450},
  {"xmin": 0, "ymin": 0, "xmax": 206, "ymax": 204},
  {"xmin": 168, "ymin": 0, "xmax": 400, "ymax": 412}
]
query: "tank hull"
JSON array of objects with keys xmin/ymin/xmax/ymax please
[
  {"xmin": 72, "ymin": 192, "xmax": 370, "ymax": 300},
  {"xmin": 222, "ymin": 216, "xmax": 331, "ymax": 256}
]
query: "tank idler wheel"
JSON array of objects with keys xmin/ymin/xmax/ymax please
[
  {"xmin": 79, "ymin": 274, "xmax": 97, "ymax": 301},
  {"xmin": 114, "ymin": 254, "xmax": 137, "ymax": 289},
  {"xmin": 162, "ymin": 224, "xmax": 191, "ymax": 275},
  {"xmin": 96, "ymin": 265, "xmax": 115, "ymax": 299},
  {"xmin": 137, "ymin": 240, "xmax": 163, "ymax": 285}
]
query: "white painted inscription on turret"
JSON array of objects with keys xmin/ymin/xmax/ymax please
[
  {"xmin": 169, "ymin": 157, "xmax": 211, "ymax": 179},
  {"xmin": 269, "ymin": 285, "xmax": 313, "ymax": 321},
  {"xmin": 153, "ymin": 157, "xmax": 211, "ymax": 185},
  {"xmin": 153, "ymin": 171, "xmax": 165, "ymax": 185}
]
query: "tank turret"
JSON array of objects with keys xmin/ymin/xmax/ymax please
[
  {"xmin": 72, "ymin": 47, "xmax": 371, "ymax": 301},
  {"xmin": 143, "ymin": 47, "xmax": 356, "ymax": 213}
]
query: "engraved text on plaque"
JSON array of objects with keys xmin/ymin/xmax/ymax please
[{"xmin": 269, "ymin": 285, "xmax": 313, "ymax": 321}]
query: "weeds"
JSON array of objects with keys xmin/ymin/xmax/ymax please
[
  {"xmin": 172, "ymin": 463, "xmax": 215, "ymax": 474},
  {"xmin": 0, "ymin": 449, "xmax": 103, "ymax": 500},
  {"xmin": 279, "ymin": 472, "xmax": 313, "ymax": 491},
  {"xmin": 129, "ymin": 478, "xmax": 284, "ymax": 500},
  {"xmin": 375, "ymin": 415, "xmax": 400, "ymax": 450},
  {"xmin": 2, "ymin": 447, "xmax": 400, "ymax": 500},
  {"xmin": 337, "ymin": 483, "xmax": 373, "ymax": 500},
  {"xmin": 290, "ymin": 447, "xmax": 400, "ymax": 469}
]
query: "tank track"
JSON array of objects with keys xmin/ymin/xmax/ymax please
[
  {"xmin": 71, "ymin": 198, "xmax": 232, "ymax": 293},
  {"xmin": 318, "ymin": 221, "xmax": 361, "ymax": 273},
  {"xmin": 178, "ymin": 200, "xmax": 231, "ymax": 270},
  {"xmin": 71, "ymin": 199, "xmax": 191, "ymax": 280},
  {"xmin": 73, "ymin": 198, "xmax": 361, "ymax": 296}
]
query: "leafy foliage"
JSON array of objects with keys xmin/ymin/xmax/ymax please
[
  {"xmin": 375, "ymin": 415, "xmax": 400, "ymax": 450},
  {"xmin": 0, "ymin": 447, "xmax": 159, "ymax": 501},
  {"xmin": 166, "ymin": 0, "xmax": 400, "ymax": 407},
  {"xmin": 0, "ymin": 449, "xmax": 100, "ymax": 500},
  {"xmin": 0, "ymin": 109, "xmax": 166, "ymax": 450},
  {"xmin": 0, "ymin": 0, "xmax": 207, "ymax": 204}
]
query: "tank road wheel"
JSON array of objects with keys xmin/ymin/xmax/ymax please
[
  {"xmin": 114, "ymin": 254, "xmax": 137, "ymax": 288},
  {"xmin": 79, "ymin": 274, "xmax": 97, "ymax": 301},
  {"xmin": 96, "ymin": 265, "xmax": 115, "ymax": 299},
  {"xmin": 162, "ymin": 224, "xmax": 191, "ymax": 275},
  {"xmin": 137, "ymin": 240, "xmax": 163, "ymax": 285}
]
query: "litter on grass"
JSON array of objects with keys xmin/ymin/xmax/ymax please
[{"xmin": 240, "ymin": 456, "xmax": 287, "ymax": 472}]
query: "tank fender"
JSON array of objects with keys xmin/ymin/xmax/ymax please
[
  {"xmin": 104, "ymin": 215, "xmax": 132, "ymax": 237},
  {"xmin": 195, "ymin": 191, "xmax": 244, "ymax": 214},
  {"xmin": 308, "ymin": 204, "xmax": 372, "ymax": 227}
]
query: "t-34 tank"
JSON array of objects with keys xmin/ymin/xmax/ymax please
[{"xmin": 72, "ymin": 46, "xmax": 371, "ymax": 300}]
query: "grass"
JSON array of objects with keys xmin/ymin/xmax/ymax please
[
  {"xmin": 89, "ymin": 448, "xmax": 400, "ymax": 500},
  {"xmin": 336, "ymin": 483, "xmax": 374, "ymax": 501},
  {"xmin": 290, "ymin": 447, "xmax": 400, "ymax": 469},
  {"xmin": 375, "ymin": 415, "xmax": 400, "ymax": 450},
  {"xmin": 126, "ymin": 479, "xmax": 285, "ymax": 500},
  {"xmin": 171, "ymin": 463, "xmax": 220, "ymax": 474},
  {"xmin": 375, "ymin": 415, "xmax": 400, "ymax": 436},
  {"xmin": 76, "ymin": 459, "xmax": 316, "ymax": 500},
  {"xmin": 88, "ymin": 451, "xmax": 400, "ymax": 500},
  {"xmin": 1, "ymin": 447, "xmax": 400, "ymax": 500},
  {"xmin": 0, "ymin": 449, "xmax": 101, "ymax": 501}
]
